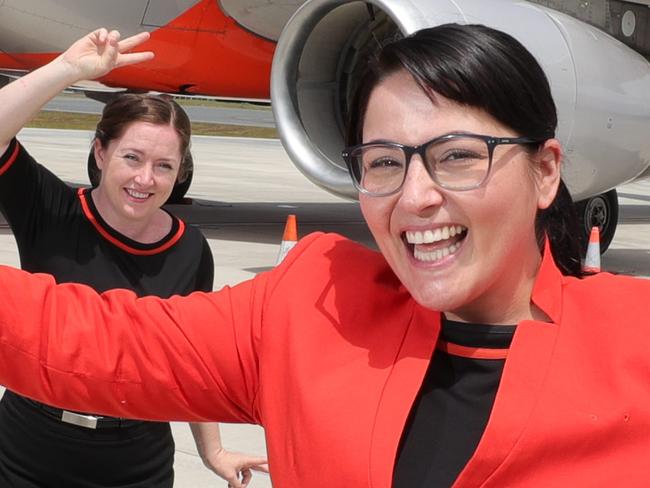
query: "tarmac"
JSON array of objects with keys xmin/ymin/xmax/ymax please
[{"xmin": 1, "ymin": 128, "xmax": 650, "ymax": 487}]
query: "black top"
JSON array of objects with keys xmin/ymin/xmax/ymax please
[
  {"xmin": 393, "ymin": 318, "xmax": 516, "ymax": 488},
  {"xmin": 0, "ymin": 138, "xmax": 213, "ymax": 295}
]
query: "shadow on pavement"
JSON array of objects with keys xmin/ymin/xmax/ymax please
[{"xmin": 167, "ymin": 199, "xmax": 375, "ymax": 247}]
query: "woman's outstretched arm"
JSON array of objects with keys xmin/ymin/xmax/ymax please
[{"xmin": 0, "ymin": 264, "xmax": 264, "ymax": 424}]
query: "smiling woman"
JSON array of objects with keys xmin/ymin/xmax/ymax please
[
  {"xmin": 0, "ymin": 28, "xmax": 265, "ymax": 488},
  {"xmin": 345, "ymin": 24, "xmax": 578, "ymax": 326},
  {"xmin": 0, "ymin": 22, "xmax": 648, "ymax": 488},
  {"xmin": 89, "ymin": 96, "xmax": 189, "ymax": 242}
]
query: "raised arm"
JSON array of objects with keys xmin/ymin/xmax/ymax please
[{"xmin": 0, "ymin": 28, "xmax": 153, "ymax": 154}]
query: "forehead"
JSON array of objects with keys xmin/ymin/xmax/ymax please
[
  {"xmin": 362, "ymin": 71, "xmax": 505, "ymax": 145},
  {"xmin": 112, "ymin": 121, "xmax": 182, "ymax": 153}
]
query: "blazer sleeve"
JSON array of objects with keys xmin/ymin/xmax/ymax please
[{"xmin": 0, "ymin": 261, "xmax": 268, "ymax": 424}]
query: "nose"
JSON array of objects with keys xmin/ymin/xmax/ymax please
[
  {"xmin": 397, "ymin": 155, "xmax": 444, "ymax": 213},
  {"xmin": 134, "ymin": 163, "xmax": 154, "ymax": 187}
]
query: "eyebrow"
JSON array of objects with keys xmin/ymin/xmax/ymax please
[
  {"xmin": 119, "ymin": 147, "xmax": 144, "ymax": 155},
  {"xmin": 363, "ymin": 138, "xmax": 398, "ymax": 145},
  {"xmin": 362, "ymin": 131, "xmax": 479, "ymax": 146},
  {"xmin": 119, "ymin": 147, "xmax": 177, "ymax": 163}
]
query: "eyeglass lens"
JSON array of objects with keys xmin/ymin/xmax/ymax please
[{"xmin": 350, "ymin": 136, "xmax": 491, "ymax": 194}]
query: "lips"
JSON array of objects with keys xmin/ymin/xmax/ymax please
[
  {"xmin": 404, "ymin": 224, "xmax": 468, "ymax": 263},
  {"xmin": 124, "ymin": 188, "xmax": 152, "ymax": 200}
]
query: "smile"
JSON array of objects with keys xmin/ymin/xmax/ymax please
[
  {"xmin": 404, "ymin": 225, "xmax": 468, "ymax": 263},
  {"xmin": 124, "ymin": 188, "xmax": 152, "ymax": 200}
]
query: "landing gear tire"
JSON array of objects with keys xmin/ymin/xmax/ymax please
[
  {"xmin": 87, "ymin": 150, "xmax": 193, "ymax": 205},
  {"xmin": 574, "ymin": 189, "xmax": 618, "ymax": 254}
]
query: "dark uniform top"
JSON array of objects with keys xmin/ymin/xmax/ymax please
[
  {"xmin": 0, "ymin": 138, "xmax": 213, "ymax": 487},
  {"xmin": 394, "ymin": 319, "xmax": 516, "ymax": 488}
]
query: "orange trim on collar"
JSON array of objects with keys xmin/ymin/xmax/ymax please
[
  {"xmin": 436, "ymin": 339, "xmax": 509, "ymax": 360},
  {"xmin": 77, "ymin": 188, "xmax": 185, "ymax": 256},
  {"xmin": 0, "ymin": 142, "xmax": 20, "ymax": 177}
]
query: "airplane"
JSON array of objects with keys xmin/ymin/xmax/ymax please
[{"xmin": 2, "ymin": 0, "xmax": 650, "ymax": 252}]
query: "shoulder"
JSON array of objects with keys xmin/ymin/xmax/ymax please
[
  {"xmin": 268, "ymin": 232, "xmax": 401, "ymax": 293},
  {"xmin": 168, "ymin": 217, "xmax": 208, "ymax": 249},
  {"xmin": 560, "ymin": 271, "xmax": 650, "ymax": 320},
  {"xmin": 280, "ymin": 232, "xmax": 387, "ymax": 269},
  {"xmin": 563, "ymin": 271, "xmax": 650, "ymax": 298}
]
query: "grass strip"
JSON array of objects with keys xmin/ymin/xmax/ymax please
[{"xmin": 26, "ymin": 111, "xmax": 278, "ymax": 139}]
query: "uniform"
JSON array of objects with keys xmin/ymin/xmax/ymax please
[
  {"xmin": 0, "ymin": 204, "xmax": 648, "ymax": 486},
  {"xmin": 0, "ymin": 139, "xmax": 213, "ymax": 487}
]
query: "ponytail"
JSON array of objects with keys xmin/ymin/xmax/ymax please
[{"xmin": 536, "ymin": 179, "xmax": 585, "ymax": 277}]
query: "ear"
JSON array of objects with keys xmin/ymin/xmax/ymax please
[
  {"xmin": 93, "ymin": 139, "xmax": 106, "ymax": 170},
  {"xmin": 534, "ymin": 138, "xmax": 562, "ymax": 210}
]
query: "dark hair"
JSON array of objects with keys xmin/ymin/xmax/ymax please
[
  {"xmin": 346, "ymin": 23, "xmax": 583, "ymax": 277},
  {"xmin": 93, "ymin": 93, "xmax": 192, "ymax": 183}
]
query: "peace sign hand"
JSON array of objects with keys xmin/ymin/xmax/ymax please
[{"xmin": 59, "ymin": 28, "xmax": 154, "ymax": 82}]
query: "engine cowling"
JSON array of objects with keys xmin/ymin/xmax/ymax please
[{"xmin": 271, "ymin": 0, "xmax": 650, "ymax": 200}]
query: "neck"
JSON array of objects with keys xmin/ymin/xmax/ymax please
[
  {"xmin": 90, "ymin": 188, "xmax": 171, "ymax": 243},
  {"xmin": 446, "ymin": 245, "xmax": 546, "ymax": 326}
]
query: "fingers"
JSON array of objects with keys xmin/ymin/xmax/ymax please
[
  {"xmin": 117, "ymin": 31, "xmax": 151, "ymax": 53},
  {"xmin": 115, "ymin": 50, "xmax": 154, "ymax": 68},
  {"xmin": 241, "ymin": 468, "xmax": 252, "ymax": 487},
  {"xmin": 252, "ymin": 462, "xmax": 269, "ymax": 473},
  {"xmin": 247, "ymin": 457, "xmax": 268, "ymax": 466},
  {"xmin": 226, "ymin": 476, "xmax": 243, "ymax": 488},
  {"xmin": 231, "ymin": 468, "xmax": 252, "ymax": 488},
  {"xmin": 90, "ymin": 28, "xmax": 109, "ymax": 45},
  {"xmin": 116, "ymin": 31, "xmax": 154, "ymax": 67}
]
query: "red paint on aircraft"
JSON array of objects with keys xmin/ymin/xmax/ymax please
[{"xmin": 0, "ymin": 0, "xmax": 275, "ymax": 99}]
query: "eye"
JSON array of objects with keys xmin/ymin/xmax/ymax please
[
  {"xmin": 367, "ymin": 156, "xmax": 404, "ymax": 170},
  {"xmin": 439, "ymin": 149, "xmax": 482, "ymax": 162},
  {"xmin": 123, "ymin": 153, "xmax": 139, "ymax": 162},
  {"xmin": 156, "ymin": 162, "xmax": 175, "ymax": 172}
]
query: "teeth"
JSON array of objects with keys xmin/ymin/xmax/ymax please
[
  {"xmin": 405, "ymin": 225, "xmax": 466, "ymax": 245},
  {"xmin": 414, "ymin": 241, "xmax": 462, "ymax": 262},
  {"xmin": 126, "ymin": 188, "xmax": 150, "ymax": 199}
]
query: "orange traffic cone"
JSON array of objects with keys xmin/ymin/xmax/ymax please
[
  {"xmin": 583, "ymin": 226, "xmax": 601, "ymax": 273},
  {"xmin": 276, "ymin": 214, "xmax": 298, "ymax": 265}
]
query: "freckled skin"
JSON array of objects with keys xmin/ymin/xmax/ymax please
[
  {"xmin": 359, "ymin": 71, "xmax": 561, "ymax": 324},
  {"xmin": 92, "ymin": 121, "xmax": 182, "ymax": 241}
]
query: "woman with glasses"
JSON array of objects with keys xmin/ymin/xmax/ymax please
[{"xmin": 0, "ymin": 22, "xmax": 646, "ymax": 488}]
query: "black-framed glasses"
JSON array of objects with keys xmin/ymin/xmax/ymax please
[{"xmin": 342, "ymin": 132, "xmax": 547, "ymax": 197}]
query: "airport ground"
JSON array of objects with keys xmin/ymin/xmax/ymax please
[{"xmin": 1, "ymin": 128, "xmax": 649, "ymax": 487}]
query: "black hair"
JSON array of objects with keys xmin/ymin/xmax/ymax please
[{"xmin": 346, "ymin": 23, "xmax": 583, "ymax": 277}]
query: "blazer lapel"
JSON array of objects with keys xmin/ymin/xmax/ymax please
[
  {"xmin": 454, "ymin": 244, "xmax": 564, "ymax": 486},
  {"xmin": 368, "ymin": 304, "xmax": 440, "ymax": 488}
]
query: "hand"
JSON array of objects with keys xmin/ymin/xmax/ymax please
[
  {"xmin": 201, "ymin": 447, "xmax": 268, "ymax": 488},
  {"xmin": 59, "ymin": 28, "xmax": 154, "ymax": 81}
]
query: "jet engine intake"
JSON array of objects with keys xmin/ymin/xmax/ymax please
[{"xmin": 271, "ymin": 0, "xmax": 650, "ymax": 201}]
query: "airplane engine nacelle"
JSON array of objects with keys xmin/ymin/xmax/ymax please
[{"xmin": 271, "ymin": 0, "xmax": 650, "ymax": 200}]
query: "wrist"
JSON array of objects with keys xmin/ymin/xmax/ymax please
[{"xmin": 50, "ymin": 55, "xmax": 84, "ymax": 86}]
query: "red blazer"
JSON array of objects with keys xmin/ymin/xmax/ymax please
[{"xmin": 0, "ymin": 232, "xmax": 648, "ymax": 487}]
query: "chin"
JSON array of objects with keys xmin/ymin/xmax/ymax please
[{"xmin": 405, "ymin": 284, "xmax": 457, "ymax": 313}]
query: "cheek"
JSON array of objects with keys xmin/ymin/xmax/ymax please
[
  {"xmin": 161, "ymin": 171, "xmax": 179, "ymax": 188},
  {"xmin": 489, "ymin": 163, "xmax": 539, "ymax": 211},
  {"xmin": 360, "ymin": 195, "xmax": 393, "ymax": 236},
  {"xmin": 99, "ymin": 160, "xmax": 120, "ymax": 180}
]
